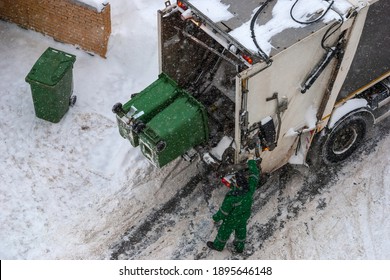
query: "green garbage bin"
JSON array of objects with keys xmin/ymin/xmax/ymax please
[
  {"xmin": 26, "ymin": 47, "xmax": 76, "ymax": 123},
  {"xmin": 139, "ymin": 91, "xmax": 209, "ymax": 168},
  {"xmin": 113, "ymin": 73, "xmax": 181, "ymax": 147}
]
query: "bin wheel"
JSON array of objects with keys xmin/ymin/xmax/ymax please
[
  {"xmin": 112, "ymin": 102, "xmax": 123, "ymax": 114},
  {"xmin": 69, "ymin": 95, "xmax": 77, "ymax": 107},
  {"xmin": 156, "ymin": 141, "xmax": 167, "ymax": 152},
  {"xmin": 133, "ymin": 121, "xmax": 146, "ymax": 133}
]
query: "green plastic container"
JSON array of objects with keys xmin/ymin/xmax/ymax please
[
  {"xmin": 115, "ymin": 73, "xmax": 181, "ymax": 146},
  {"xmin": 139, "ymin": 92, "xmax": 209, "ymax": 168},
  {"xmin": 26, "ymin": 47, "xmax": 76, "ymax": 123}
]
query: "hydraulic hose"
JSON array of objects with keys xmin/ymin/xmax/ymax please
[
  {"xmin": 290, "ymin": 0, "xmax": 344, "ymax": 51},
  {"xmin": 290, "ymin": 0, "xmax": 335, "ymax": 25},
  {"xmin": 250, "ymin": 0, "xmax": 274, "ymax": 63}
]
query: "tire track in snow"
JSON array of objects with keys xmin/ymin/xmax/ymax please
[
  {"xmin": 110, "ymin": 174, "xmax": 203, "ymax": 259},
  {"xmin": 242, "ymin": 120, "xmax": 390, "ymax": 259},
  {"xmin": 109, "ymin": 120, "xmax": 390, "ymax": 259}
]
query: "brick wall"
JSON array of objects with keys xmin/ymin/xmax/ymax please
[{"xmin": 0, "ymin": 0, "xmax": 111, "ymax": 58}]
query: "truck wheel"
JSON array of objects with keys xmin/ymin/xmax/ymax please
[{"xmin": 321, "ymin": 113, "xmax": 372, "ymax": 164}]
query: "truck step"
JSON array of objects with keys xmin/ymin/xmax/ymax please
[
  {"xmin": 375, "ymin": 109, "xmax": 390, "ymax": 124},
  {"xmin": 374, "ymin": 94, "xmax": 390, "ymax": 124}
]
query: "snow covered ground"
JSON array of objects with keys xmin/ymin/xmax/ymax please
[{"xmin": 1, "ymin": 0, "xmax": 389, "ymax": 260}]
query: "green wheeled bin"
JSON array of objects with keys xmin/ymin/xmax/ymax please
[
  {"xmin": 139, "ymin": 91, "xmax": 209, "ymax": 168},
  {"xmin": 112, "ymin": 73, "xmax": 181, "ymax": 147},
  {"xmin": 25, "ymin": 47, "xmax": 76, "ymax": 123}
]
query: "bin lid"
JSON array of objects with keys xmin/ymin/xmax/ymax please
[{"xmin": 26, "ymin": 47, "xmax": 76, "ymax": 86}]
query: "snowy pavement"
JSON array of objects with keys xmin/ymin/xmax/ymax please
[{"xmin": 109, "ymin": 121, "xmax": 390, "ymax": 260}]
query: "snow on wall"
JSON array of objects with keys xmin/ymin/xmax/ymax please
[
  {"xmin": 76, "ymin": 0, "xmax": 109, "ymax": 12},
  {"xmin": 0, "ymin": 0, "xmax": 111, "ymax": 57}
]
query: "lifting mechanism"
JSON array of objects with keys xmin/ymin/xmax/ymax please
[{"xmin": 113, "ymin": 0, "xmax": 389, "ymax": 177}]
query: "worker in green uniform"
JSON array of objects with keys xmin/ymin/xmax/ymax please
[{"xmin": 207, "ymin": 156, "xmax": 260, "ymax": 253}]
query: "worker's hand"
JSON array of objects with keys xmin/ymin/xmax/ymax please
[{"xmin": 247, "ymin": 153, "xmax": 262, "ymax": 165}]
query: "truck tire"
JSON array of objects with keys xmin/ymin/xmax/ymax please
[{"xmin": 321, "ymin": 112, "xmax": 373, "ymax": 165}]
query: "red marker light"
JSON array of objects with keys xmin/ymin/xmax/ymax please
[
  {"xmin": 242, "ymin": 54, "xmax": 253, "ymax": 64},
  {"xmin": 177, "ymin": 1, "xmax": 188, "ymax": 10},
  {"xmin": 221, "ymin": 177, "xmax": 231, "ymax": 188}
]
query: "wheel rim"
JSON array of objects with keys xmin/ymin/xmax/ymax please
[{"xmin": 331, "ymin": 126, "xmax": 358, "ymax": 155}]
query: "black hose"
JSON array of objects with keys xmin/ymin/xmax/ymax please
[
  {"xmin": 290, "ymin": 0, "xmax": 345, "ymax": 51},
  {"xmin": 250, "ymin": 0, "xmax": 273, "ymax": 63},
  {"xmin": 321, "ymin": 8, "xmax": 344, "ymax": 50},
  {"xmin": 290, "ymin": 0, "xmax": 334, "ymax": 25},
  {"xmin": 251, "ymin": 0, "xmax": 345, "ymax": 60}
]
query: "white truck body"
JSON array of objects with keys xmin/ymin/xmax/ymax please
[
  {"xmin": 231, "ymin": 1, "xmax": 371, "ymax": 172},
  {"xmin": 113, "ymin": 0, "xmax": 388, "ymax": 170},
  {"xmin": 153, "ymin": 0, "xmax": 389, "ymax": 173}
]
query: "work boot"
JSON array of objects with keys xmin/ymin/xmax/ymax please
[
  {"xmin": 207, "ymin": 241, "xmax": 222, "ymax": 251},
  {"xmin": 233, "ymin": 241, "xmax": 244, "ymax": 253},
  {"xmin": 235, "ymin": 247, "xmax": 244, "ymax": 253}
]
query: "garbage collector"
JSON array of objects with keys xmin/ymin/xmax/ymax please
[{"xmin": 207, "ymin": 155, "xmax": 260, "ymax": 253}]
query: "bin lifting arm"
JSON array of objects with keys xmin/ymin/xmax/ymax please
[{"xmin": 301, "ymin": 36, "xmax": 345, "ymax": 94}]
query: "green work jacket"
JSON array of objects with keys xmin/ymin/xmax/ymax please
[{"xmin": 213, "ymin": 160, "xmax": 260, "ymax": 225}]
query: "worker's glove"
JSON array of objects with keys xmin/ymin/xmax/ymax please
[{"xmin": 246, "ymin": 152, "xmax": 262, "ymax": 163}]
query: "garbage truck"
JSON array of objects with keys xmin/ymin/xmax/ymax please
[{"xmin": 113, "ymin": 0, "xmax": 389, "ymax": 174}]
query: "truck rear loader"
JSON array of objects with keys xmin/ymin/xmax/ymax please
[{"xmin": 113, "ymin": 0, "xmax": 389, "ymax": 176}]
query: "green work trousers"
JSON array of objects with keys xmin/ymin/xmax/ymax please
[{"xmin": 213, "ymin": 218, "xmax": 247, "ymax": 252}]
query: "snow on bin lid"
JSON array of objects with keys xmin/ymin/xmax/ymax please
[{"xmin": 26, "ymin": 48, "xmax": 76, "ymax": 87}]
